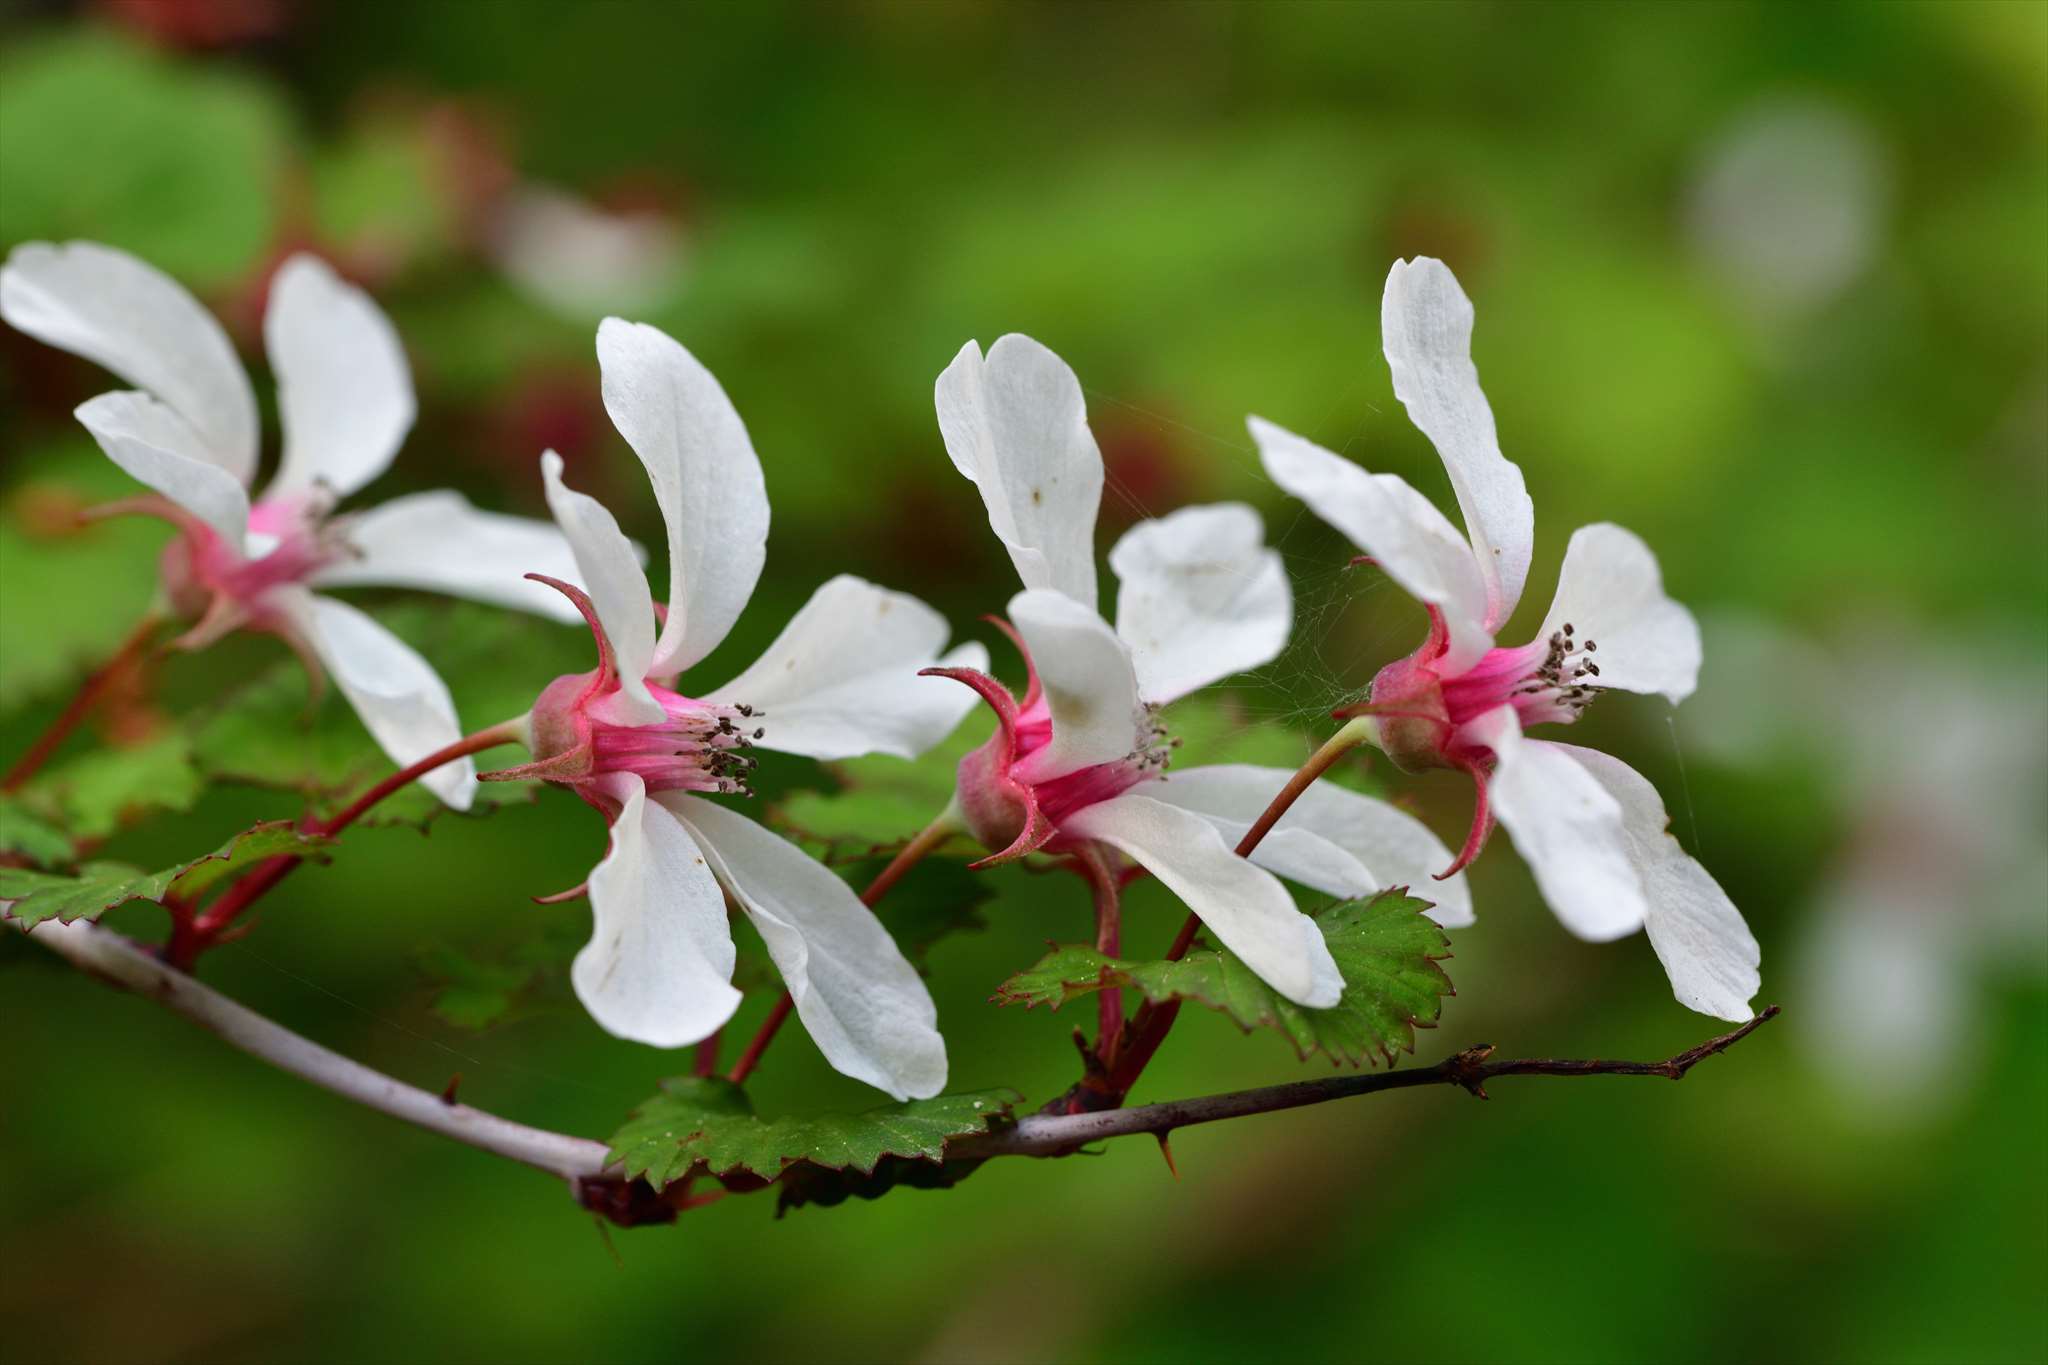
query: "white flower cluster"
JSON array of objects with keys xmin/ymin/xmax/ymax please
[{"xmin": 2, "ymin": 243, "xmax": 1759, "ymax": 1100}]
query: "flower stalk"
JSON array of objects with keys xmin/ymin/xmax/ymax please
[
  {"xmin": 1, "ymin": 612, "xmax": 165, "ymax": 793},
  {"xmin": 166, "ymin": 719, "xmax": 526, "ymax": 970},
  {"xmin": 726, "ymin": 809, "xmax": 959, "ymax": 1086},
  {"xmin": 1068, "ymin": 716, "xmax": 1377, "ymax": 1112}
]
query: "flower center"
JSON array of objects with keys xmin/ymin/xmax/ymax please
[
  {"xmin": 1442, "ymin": 623, "xmax": 1604, "ymax": 730},
  {"xmin": 588, "ymin": 685, "xmax": 761, "ymax": 797},
  {"xmin": 1366, "ymin": 620, "xmax": 1606, "ymax": 775},
  {"xmin": 1028, "ymin": 696, "xmax": 1175, "ymax": 825},
  {"xmin": 162, "ymin": 495, "xmax": 345, "ymax": 621}
]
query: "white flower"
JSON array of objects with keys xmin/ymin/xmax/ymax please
[
  {"xmin": 1251, "ymin": 256, "xmax": 1759, "ymax": 1021},
  {"xmin": 927, "ymin": 334, "xmax": 1472, "ymax": 1009},
  {"xmin": 0, "ymin": 241, "xmax": 587, "ymax": 808},
  {"xmin": 489, "ymin": 319, "xmax": 984, "ymax": 1100}
]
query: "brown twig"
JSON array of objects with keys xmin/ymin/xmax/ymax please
[
  {"xmin": 965, "ymin": 1007, "xmax": 1780, "ymax": 1157},
  {"xmin": 17, "ymin": 917, "xmax": 1778, "ymax": 1225}
]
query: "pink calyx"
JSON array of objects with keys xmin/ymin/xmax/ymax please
[
  {"xmin": 154, "ymin": 494, "xmax": 345, "ymax": 648},
  {"xmin": 923, "ymin": 615, "xmax": 1169, "ymax": 868},
  {"xmin": 479, "ymin": 574, "xmax": 759, "ymax": 819},
  {"xmin": 1345, "ymin": 603, "xmax": 1608, "ymax": 878}
]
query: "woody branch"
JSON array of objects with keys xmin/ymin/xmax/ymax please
[{"xmin": 18, "ymin": 916, "xmax": 1778, "ymax": 1207}]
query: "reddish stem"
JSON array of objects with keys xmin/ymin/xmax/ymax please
[
  {"xmin": 693, "ymin": 1030, "xmax": 723, "ymax": 1078},
  {"xmin": 725, "ymin": 812, "xmax": 956, "ymax": 1086},
  {"xmin": 167, "ymin": 723, "xmax": 522, "ymax": 970},
  {"xmin": 1099, "ymin": 719, "xmax": 1372, "ymax": 1107},
  {"xmin": 724, "ymin": 994, "xmax": 794, "ymax": 1088},
  {"xmin": 1075, "ymin": 848, "xmax": 1124, "ymax": 1059},
  {"xmin": 2, "ymin": 613, "xmax": 163, "ymax": 792}
]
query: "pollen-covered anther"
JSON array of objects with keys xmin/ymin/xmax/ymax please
[{"xmin": 586, "ymin": 692, "xmax": 761, "ymax": 797}]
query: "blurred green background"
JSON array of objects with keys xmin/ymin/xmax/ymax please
[{"xmin": 2, "ymin": 3, "xmax": 2044, "ymax": 1362}]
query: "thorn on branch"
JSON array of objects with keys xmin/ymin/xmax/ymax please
[{"xmin": 1446, "ymin": 1044, "xmax": 1497, "ymax": 1098}]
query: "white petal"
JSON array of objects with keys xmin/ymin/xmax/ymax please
[
  {"xmin": 1109, "ymin": 503, "xmax": 1291, "ymax": 705},
  {"xmin": 275, "ymin": 590, "xmax": 476, "ymax": 809},
  {"xmin": 312, "ymin": 489, "xmax": 588, "ymax": 623},
  {"xmin": 1536, "ymin": 523, "xmax": 1702, "ymax": 704},
  {"xmin": 74, "ymin": 391, "xmax": 250, "ymax": 547},
  {"xmin": 1380, "ymin": 257, "xmax": 1534, "ymax": 627},
  {"xmin": 540, "ymin": 451, "xmax": 663, "ymax": 725},
  {"xmin": 1006, "ymin": 588, "xmax": 1143, "ymax": 784},
  {"xmin": 596, "ymin": 318, "xmax": 769, "ymax": 675},
  {"xmin": 0, "ymin": 240, "xmax": 258, "ymax": 483},
  {"xmin": 263, "ymin": 255, "xmax": 416, "ymax": 501},
  {"xmin": 1558, "ymin": 746, "xmax": 1760, "ymax": 1021},
  {"xmin": 1063, "ymin": 793, "xmax": 1342, "ymax": 1008},
  {"xmin": 669, "ymin": 795, "xmax": 946, "ymax": 1100},
  {"xmin": 574, "ymin": 774, "xmax": 743, "ymax": 1048},
  {"xmin": 1250, "ymin": 415, "xmax": 1494, "ymax": 672},
  {"xmin": 935, "ymin": 335, "xmax": 1104, "ymax": 607},
  {"xmin": 1466, "ymin": 706, "xmax": 1646, "ymax": 942},
  {"xmin": 1146, "ymin": 764, "xmax": 1474, "ymax": 928},
  {"xmin": 706, "ymin": 575, "xmax": 987, "ymax": 761}
]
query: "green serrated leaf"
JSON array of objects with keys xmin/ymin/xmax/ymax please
[
  {"xmin": 165, "ymin": 823, "xmax": 333, "ymax": 903},
  {"xmin": 0, "ymin": 797, "xmax": 74, "ymax": 867},
  {"xmin": 995, "ymin": 890, "xmax": 1453, "ymax": 1067},
  {"xmin": 0, "ymin": 821, "xmax": 329, "ymax": 929},
  {"xmin": 607, "ymin": 1078, "xmax": 1015, "ymax": 1195},
  {"xmin": 0, "ymin": 861, "xmax": 164, "ymax": 929},
  {"xmin": 20, "ymin": 732, "xmax": 203, "ymax": 841}
]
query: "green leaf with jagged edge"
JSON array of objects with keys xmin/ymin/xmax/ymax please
[
  {"xmin": 839, "ymin": 854, "xmax": 993, "ymax": 972},
  {"xmin": 0, "ymin": 452, "xmax": 172, "ymax": 715},
  {"xmin": 0, "ymin": 821, "xmax": 331, "ymax": 929},
  {"xmin": 0, "ymin": 797, "xmax": 74, "ymax": 868},
  {"xmin": 16, "ymin": 732, "xmax": 205, "ymax": 842},
  {"xmin": 994, "ymin": 890, "xmax": 1453, "ymax": 1068},
  {"xmin": 607, "ymin": 1078, "xmax": 1015, "ymax": 1211},
  {"xmin": 184, "ymin": 600, "xmax": 589, "ymax": 829}
]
